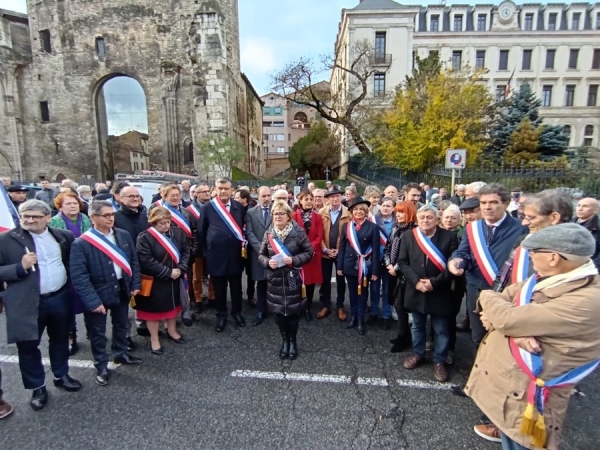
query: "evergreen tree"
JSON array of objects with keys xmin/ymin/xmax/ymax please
[{"xmin": 486, "ymin": 82, "xmax": 568, "ymax": 160}]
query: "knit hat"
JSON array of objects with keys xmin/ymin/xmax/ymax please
[{"xmin": 520, "ymin": 223, "xmax": 596, "ymax": 257}]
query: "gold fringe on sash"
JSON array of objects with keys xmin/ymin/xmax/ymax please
[
  {"xmin": 301, "ymin": 284, "xmax": 306, "ymax": 298},
  {"xmin": 532, "ymin": 414, "xmax": 547, "ymax": 448},
  {"xmin": 520, "ymin": 403, "xmax": 536, "ymax": 436}
]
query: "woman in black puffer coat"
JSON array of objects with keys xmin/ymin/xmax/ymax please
[{"xmin": 259, "ymin": 200, "xmax": 314, "ymax": 360}]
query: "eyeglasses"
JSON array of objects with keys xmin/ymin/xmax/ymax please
[
  {"xmin": 93, "ymin": 213, "xmax": 115, "ymax": 219},
  {"xmin": 273, "ymin": 212, "xmax": 287, "ymax": 217},
  {"xmin": 529, "ymin": 248, "xmax": 568, "ymax": 260},
  {"xmin": 21, "ymin": 214, "xmax": 47, "ymax": 221},
  {"xmin": 198, "ymin": 190, "xmax": 210, "ymax": 194},
  {"xmin": 122, "ymin": 195, "xmax": 141, "ymax": 199}
]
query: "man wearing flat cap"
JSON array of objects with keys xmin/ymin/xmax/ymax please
[{"xmin": 465, "ymin": 223, "xmax": 600, "ymax": 450}]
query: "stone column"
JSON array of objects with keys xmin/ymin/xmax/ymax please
[{"xmin": 161, "ymin": 67, "xmax": 181, "ymax": 172}]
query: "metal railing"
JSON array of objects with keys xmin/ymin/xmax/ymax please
[{"xmin": 369, "ymin": 54, "xmax": 392, "ymax": 66}]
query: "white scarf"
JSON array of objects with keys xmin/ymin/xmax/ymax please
[{"xmin": 534, "ymin": 260, "xmax": 598, "ymax": 292}]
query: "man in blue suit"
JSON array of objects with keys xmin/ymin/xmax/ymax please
[
  {"xmin": 449, "ymin": 183, "xmax": 528, "ymax": 348},
  {"xmin": 198, "ymin": 177, "xmax": 246, "ymax": 332}
]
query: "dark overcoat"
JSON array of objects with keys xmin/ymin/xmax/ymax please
[
  {"xmin": 337, "ymin": 220, "xmax": 381, "ymax": 278},
  {"xmin": 246, "ymin": 204, "xmax": 272, "ymax": 282},
  {"xmin": 0, "ymin": 227, "xmax": 74, "ymax": 343}
]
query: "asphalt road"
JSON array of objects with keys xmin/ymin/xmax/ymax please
[{"xmin": 1, "ymin": 286, "xmax": 599, "ymax": 450}]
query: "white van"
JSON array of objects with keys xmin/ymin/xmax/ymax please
[{"xmin": 127, "ymin": 181, "xmax": 163, "ymax": 209}]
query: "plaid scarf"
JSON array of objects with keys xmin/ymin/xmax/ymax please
[{"xmin": 388, "ymin": 222, "xmax": 417, "ymax": 265}]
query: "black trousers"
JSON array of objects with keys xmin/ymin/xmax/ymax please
[
  {"xmin": 320, "ymin": 257, "xmax": 346, "ymax": 309},
  {"xmin": 275, "ymin": 313, "xmax": 300, "ymax": 338},
  {"xmin": 16, "ymin": 286, "xmax": 71, "ymax": 390},
  {"xmin": 305, "ymin": 284, "xmax": 316, "ymax": 311},
  {"xmin": 213, "ymin": 273, "xmax": 243, "ymax": 319},
  {"xmin": 256, "ymin": 280, "xmax": 268, "ymax": 315},
  {"xmin": 245, "ymin": 259, "xmax": 255, "ymax": 299},
  {"xmin": 389, "ymin": 275, "xmax": 410, "ymax": 337},
  {"xmin": 466, "ymin": 284, "xmax": 486, "ymax": 348},
  {"xmin": 84, "ymin": 299, "xmax": 129, "ymax": 374},
  {"xmin": 0, "ymin": 365, "xmax": 3, "ymax": 399}
]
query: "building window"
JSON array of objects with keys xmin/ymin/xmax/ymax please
[
  {"xmin": 498, "ymin": 50, "xmax": 509, "ymax": 71},
  {"xmin": 571, "ymin": 12, "xmax": 580, "ymax": 30},
  {"xmin": 263, "ymin": 133, "xmax": 268, "ymax": 141},
  {"xmin": 39, "ymin": 29, "xmax": 52, "ymax": 53},
  {"xmin": 95, "ymin": 37, "xmax": 106, "ymax": 61},
  {"xmin": 541, "ymin": 85, "xmax": 553, "ymax": 107},
  {"xmin": 583, "ymin": 125, "xmax": 594, "ymax": 147},
  {"xmin": 568, "ymin": 49, "xmax": 579, "ymax": 69},
  {"xmin": 40, "ymin": 101, "xmax": 50, "ymax": 122},
  {"xmin": 263, "ymin": 146, "xmax": 269, "ymax": 154},
  {"xmin": 593, "ymin": 49, "xmax": 600, "ymax": 69},
  {"xmin": 545, "ymin": 49, "xmax": 556, "ymax": 69},
  {"xmin": 548, "ymin": 12, "xmax": 557, "ymax": 30},
  {"xmin": 564, "ymin": 85, "xmax": 575, "ymax": 107},
  {"xmin": 524, "ymin": 13, "xmax": 534, "ymax": 30},
  {"xmin": 522, "ymin": 49, "xmax": 532, "ymax": 70},
  {"xmin": 187, "ymin": 142, "xmax": 194, "ymax": 163},
  {"xmin": 453, "ymin": 14, "xmax": 463, "ymax": 31},
  {"xmin": 495, "ymin": 85, "xmax": 506, "ymax": 102},
  {"xmin": 597, "ymin": 12, "xmax": 600, "ymax": 30},
  {"xmin": 563, "ymin": 125, "xmax": 571, "ymax": 145},
  {"xmin": 588, "ymin": 85, "xmax": 599, "ymax": 107},
  {"xmin": 477, "ymin": 14, "xmax": 486, "ymax": 31},
  {"xmin": 374, "ymin": 73, "xmax": 386, "ymax": 97},
  {"xmin": 375, "ymin": 32, "xmax": 386, "ymax": 58},
  {"xmin": 276, "ymin": 134, "xmax": 285, "ymax": 141},
  {"xmin": 134, "ymin": 162, "xmax": 139, "ymax": 171},
  {"xmin": 262, "ymin": 107, "xmax": 272, "ymax": 116},
  {"xmin": 274, "ymin": 107, "xmax": 283, "ymax": 115},
  {"xmin": 277, "ymin": 147, "xmax": 286, "ymax": 153},
  {"xmin": 430, "ymin": 14, "xmax": 439, "ymax": 32},
  {"xmin": 272, "ymin": 121, "xmax": 284, "ymax": 127},
  {"xmin": 140, "ymin": 163, "xmax": 144, "ymax": 170},
  {"xmin": 452, "ymin": 51, "xmax": 462, "ymax": 71},
  {"xmin": 475, "ymin": 50, "xmax": 486, "ymax": 69},
  {"xmin": 288, "ymin": 134, "xmax": 291, "ymax": 141}
]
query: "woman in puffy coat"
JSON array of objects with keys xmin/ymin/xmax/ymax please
[{"xmin": 259, "ymin": 200, "xmax": 314, "ymax": 360}]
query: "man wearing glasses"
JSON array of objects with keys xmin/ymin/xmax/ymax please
[
  {"xmin": 71, "ymin": 201, "xmax": 142, "ymax": 387},
  {"xmin": 0, "ymin": 199, "xmax": 82, "ymax": 411}
]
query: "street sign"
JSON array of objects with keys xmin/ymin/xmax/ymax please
[
  {"xmin": 445, "ymin": 149, "xmax": 467, "ymax": 169},
  {"xmin": 293, "ymin": 186, "xmax": 301, "ymax": 198}
]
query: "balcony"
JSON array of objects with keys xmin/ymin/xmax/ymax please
[
  {"xmin": 369, "ymin": 54, "xmax": 392, "ymax": 67},
  {"xmin": 264, "ymin": 151, "xmax": 289, "ymax": 160}
]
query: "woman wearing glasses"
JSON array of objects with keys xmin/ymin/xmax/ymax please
[{"xmin": 259, "ymin": 200, "xmax": 313, "ymax": 360}]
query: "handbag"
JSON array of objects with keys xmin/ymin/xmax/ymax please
[{"xmin": 138, "ymin": 253, "xmax": 169, "ymax": 297}]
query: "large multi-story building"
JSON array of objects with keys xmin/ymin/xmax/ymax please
[{"xmin": 332, "ymin": 0, "xmax": 600, "ymax": 174}]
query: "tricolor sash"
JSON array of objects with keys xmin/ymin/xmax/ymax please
[
  {"xmin": 347, "ymin": 221, "xmax": 373, "ymax": 294},
  {"xmin": 268, "ymin": 233, "xmax": 306, "ymax": 297},
  {"xmin": 81, "ymin": 228, "xmax": 132, "ymax": 277},
  {"xmin": 368, "ymin": 214, "xmax": 388, "ymax": 246},
  {"xmin": 147, "ymin": 227, "xmax": 180, "ymax": 265},
  {"xmin": 509, "ymin": 275, "xmax": 600, "ymax": 447},
  {"xmin": 187, "ymin": 204, "xmax": 201, "ymax": 220},
  {"xmin": 154, "ymin": 200, "xmax": 163, "ymax": 207},
  {"xmin": 211, "ymin": 198, "xmax": 247, "ymax": 258},
  {"xmin": 466, "ymin": 220, "xmax": 499, "ymax": 286},
  {"xmin": 163, "ymin": 203, "xmax": 192, "ymax": 238},
  {"xmin": 511, "ymin": 246, "xmax": 530, "ymax": 284},
  {"xmin": 413, "ymin": 228, "xmax": 446, "ymax": 272}
]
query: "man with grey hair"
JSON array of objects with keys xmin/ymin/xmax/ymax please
[
  {"xmin": 343, "ymin": 186, "xmax": 357, "ymax": 207},
  {"xmin": 77, "ymin": 185, "xmax": 92, "ymax": 204},
  {"xmin": 450, "ymin": 184, "xmax": 466, "ymax": 206},
  {"xmin": 313, "ymin": 189, "xmax": 325, "ymax": 210},
  {"xmin": 181, "ymin": 180, "xmax": 191, "ymax": 203},
  {"xmin": 0, "ymin": 199, "xmax": 82, "ymax": 411},
  {"xmin": 465, "ymin": 181, "xmax": 486, "ymax": 199}
]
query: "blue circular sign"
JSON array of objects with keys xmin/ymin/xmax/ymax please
[{"xmin": 450, "ymin": 153, "xmax": 463, "ymax": 165}]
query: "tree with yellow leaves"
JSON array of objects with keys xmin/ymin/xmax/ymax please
[{"xmin": 369, "ymin": 59, "xmax": 493, "ymax": 172}]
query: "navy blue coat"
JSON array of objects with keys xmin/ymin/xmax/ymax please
[
  {"xmin": 197, "ymin": 199, "xmax": 245, "ymax": 277},
  {"xmin": 451, "ymin": 214, "xmax": 528, "ymax": 289},
  {"xmin": 337, "ymin": 220, "xmax": 381, "ymax": 278},
  {"xmin": 70, "ymin": 228, "xmax": 141, "ymax": 311}
]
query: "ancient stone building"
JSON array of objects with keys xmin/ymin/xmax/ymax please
[{"xmin": 0, "ymin": 0, "xmax": 262, "ymax": 182}]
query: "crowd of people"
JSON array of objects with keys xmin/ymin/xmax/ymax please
[{"xmin": 1, "ymin": 174, "xmax": 600, "ymax": 450}]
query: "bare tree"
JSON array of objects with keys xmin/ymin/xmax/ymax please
[
  {"xmin": 270, "ymin": 39, "xmax": 388, "ymax": 156},
  {"xmin": 196, "ymin": 134, "xmax": 246, "ymax": 179}
]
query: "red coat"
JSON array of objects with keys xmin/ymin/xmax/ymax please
[{"xmin": 293, "ymin": 209, "xmax": 323, "ymax": 285}]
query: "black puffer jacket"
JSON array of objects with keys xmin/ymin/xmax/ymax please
[{"xmin": 258, "ymin": 222, "xmax": 314, "ymax": 316}]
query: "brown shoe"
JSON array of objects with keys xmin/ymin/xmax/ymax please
[
  {"xmin": 473, "ymin": 424, "xmax": 501, "ymax": 443},
  {"xmin": 433, "ymin": 363, "xmax": 448, "ymax": 382},
  {"xmin": 337, "ymin": 308, "xmax": 347, "ymax": 322},
  {"xmin": 0, "ymin": 399, "xmax": 14, "ymax": 420},
  {"xmin": 403, "ymin": 354, "xmax": 424, "ymax": 369},
  {"xmin": 316, "ymin": 307, "xmax": 331, "ymax": 319}
]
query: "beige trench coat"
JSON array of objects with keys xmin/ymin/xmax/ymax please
[{"xmin": 465, "ymin": 275, "xmax": 600, "ymax": 450}]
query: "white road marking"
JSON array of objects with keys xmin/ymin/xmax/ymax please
[
  {"xmin": 231, "ymin": 370, "xmax": 451, "ymax": 391},
  {"xmin": 0, "ymin": 354, "xmax": 120, "ymax": 370}
]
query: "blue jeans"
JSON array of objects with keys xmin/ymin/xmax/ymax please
[
  {"xmin": 369, "ymin": 271, "xmax": 392, "ymax": 319},
  {"xmin": 501, "ymin": 432, "xmax": 529, "ymax": 450},
  {"xmin": 411, "ymin": 312, "xmax": 450, "ymax": 364},
  {"xmin": 346, "ymin": 275, "xmax": 369, "ymax": 319}
]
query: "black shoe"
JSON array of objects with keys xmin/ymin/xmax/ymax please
[
  {"xmin": 194, "ymin": 302, "xmax": 204, "ymax": 314},
  {"xmin": 126, "ymin": 337, "xmax": 136, "ymax": 352},
  {"xmin": 136, "ymin": 327, "xmax": 151, "ymax": 337},
  {"xmin": 114, "ymin": 353, "xmax": 142, "ymax": 365},
  {"xmin": 95, "ymin": 370, "xmax": 110, "ymax": 386},
  {"xmin": 304, "ymin": 309, "xmax": 312, "ymax": 322},
  {"xmin": 167, "ymin": 334, "xmax": 185, "ymax": 344},
  {"xmin": 450, "ymin": 385, "xmax": 468, "ymax": 398},
  {"xmin": 53, "ymin": 375, "xmax": 82, "ymax": 392},
  {"xmin": 182, "ymin": 317, "xmax": 193, "ymax": 327},
  {"xmin": 151, "ymin": 347, "xmax": 164, "ymax": 356},
  {"xmin": 216, "ymin": 318, "xmax": 226, "ymax": 332},
  {"xmin": 358, "ymin": 319, "xmax": 366, "ymax": 335},
  {"xmin": 30, "ymin": 387, "xmax": 48, "ymax": 411},
  {"xmin": 233, "ymin": 314, "xmax": 246, "ymax": 328},
  {"xmin": 367, "ymin": 314, "xmax": 378, "ymax": 325},
  {"xmin": 345, "ymin": 316, "xmax": 357, "ymax": 329},
  {"xmin": 254, "ymin": 313, "xmax": 264, "ymax": 327},
  {"xmin": 202, "ymin": 295, "xmax": 208, "ymax": 303},
  {"xmin": 289, "ymin": 337, "xmax": 298, "ymax": 360},
  {"xmin": 248, "ymin": 297, "xmax": 258, "ymax": 307},
  {"xmin": 390, "ymin": 335, "xmax": 411, "ymax": 353},
  {"xmin": 280, "ymin": 333, "xmax": 289, "ymax": 360},
  {"xmin": 68, "ymin": 331, "xmax": 79, "ymax": 356},
  {"xmin": 382, "ymin": 318, "xmax": 391, "ymax": 330}
]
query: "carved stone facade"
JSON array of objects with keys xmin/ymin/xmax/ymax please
[{"xmin": 0, "ymin": 0, "xmax": 262, "ymax": 182}]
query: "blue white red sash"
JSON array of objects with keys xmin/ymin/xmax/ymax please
[
  {"xmin": 368, "ymin": 214, "xmax": 388, "ymax": 246},
  {"xmin": 347, "ymin": 221, "xmax": 373, "ymax": 293},
  {"xmin": 413, "ymin": 228, "xmax": 446, "ymax": 272},
  {"xmin": 268, "ymin": 233, "xmax": 305, "ymax": 293},
  {"xmin": 147, "ymin": 227, "xmax": 180, "ymax": 265},
  {"xmin": 163, "ymin": 203, "xmax": 192, "ymax": 238},
  {"xmin": 466, "ymin": 220, "xmax": 499, "ymax": 286},
  {"xmin": 111, "ymin": 197, "xmax": 120, "ymax": 212},
  {"xmin": 211, "ymin": 198, "xmax": 247, "ymax": 256},
  {"xmin": 154, "ymin": 200, "xmax": 163, "ymax": 207},
  {"xmin": 511, "ymin": 245, "xmax": 530, "ymax": 284},
  {"xmin": 187, "ymin": 204, "xmax": 201, "ymax": 220},
  {"xmin": 81, "ymin": 228, "xmax": 132, "ymax": 277},
  {"xmin": 509, "ymin": 275, "xmax": 600, "ymax": 447}
]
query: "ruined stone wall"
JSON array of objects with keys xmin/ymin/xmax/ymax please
[{"xmin": 19, "ymin": 0, "xmax": 240, "ymax": 181}]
